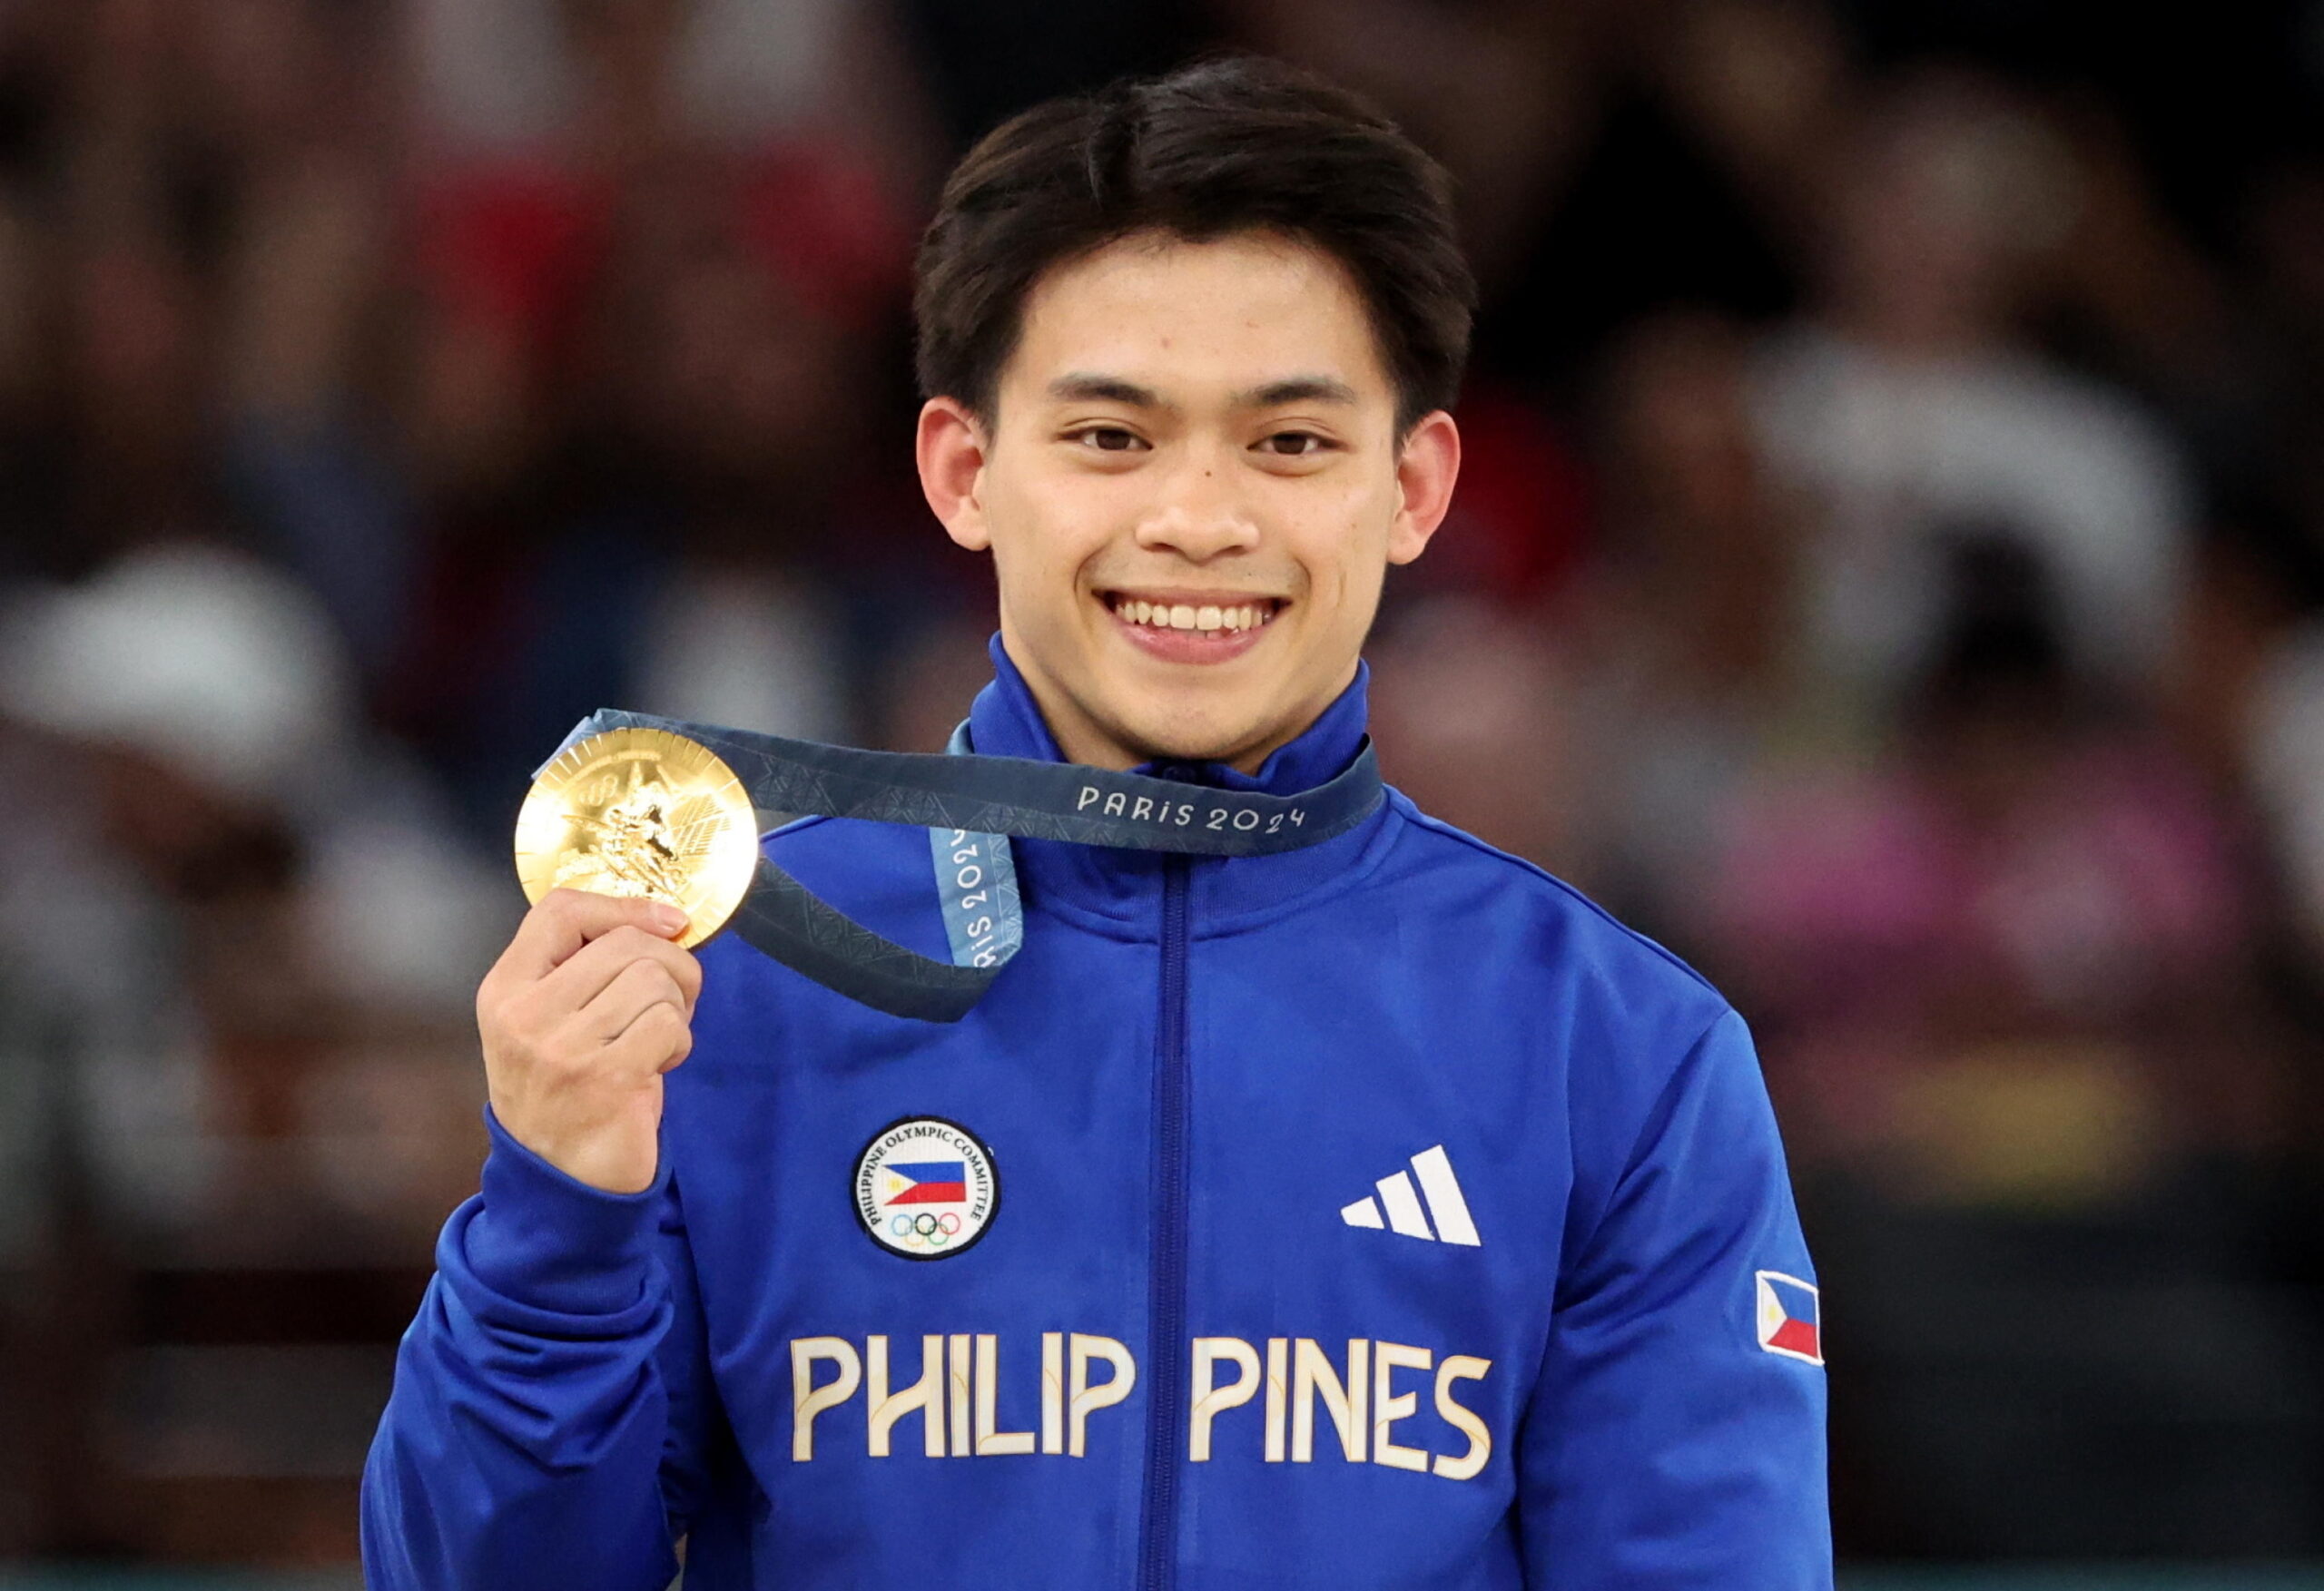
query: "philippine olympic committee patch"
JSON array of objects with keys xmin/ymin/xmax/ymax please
[{"xmin": 852, "ymin": 1116, "xmax": 1000, "ymax": 1261}]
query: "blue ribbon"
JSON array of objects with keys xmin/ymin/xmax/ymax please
[{"xmin": 542, "ymin": 709, "xmax": 1384, "ymax": 1022}]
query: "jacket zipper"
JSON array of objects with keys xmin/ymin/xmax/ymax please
[{"xmin": 1138, "ymin": 853, "xmax": 1193, "ymax": 1591}]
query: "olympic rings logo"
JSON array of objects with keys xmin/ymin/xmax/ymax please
[{"xmin": 886, "ymin": 1212, "xmax": 963, "ymax": 1246}]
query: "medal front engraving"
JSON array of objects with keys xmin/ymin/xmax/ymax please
[{"xmin": 515, "ymin": 729, "xmax": 759, "ymax": 949}]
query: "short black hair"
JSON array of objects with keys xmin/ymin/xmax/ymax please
[{"xmin": 912, "ymin": 54, "xmax": 1476, "ymax": 441}]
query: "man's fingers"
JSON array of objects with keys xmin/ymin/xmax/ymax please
[
  {"xmin": 576, "ymin": 957, "xmax": 690, "ymax": 1043},
  {"xmin": 534, "ymin": 926, "xmax": 703, "ymax": 1017},
  {"xmin": 474, "ymin": 890, "xmax": 694, "ymax": 1196},
  {"xmin": 605, "ymin": 1001, "xmax": 694, "ymax": 1075},
  {"xmin": 492, "ymin": 889, "xmax": 688, "ymax": 985}
]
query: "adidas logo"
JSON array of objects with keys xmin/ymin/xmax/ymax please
[{"xmin": 1339, "ymin": 1145, "xmax": 1480, "ymax": 1246}]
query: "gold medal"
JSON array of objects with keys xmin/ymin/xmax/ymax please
[{"xmin": 514, "ymin": 727, "xmax": 760, "ymax": 949}]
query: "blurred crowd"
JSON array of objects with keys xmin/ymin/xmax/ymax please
[{"xmin": 1, "ymin": 0, "xmax": 2320, "ymax": 1568}]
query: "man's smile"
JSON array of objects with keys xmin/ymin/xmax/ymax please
[{"xmin": 1099, "ymin": 588, "xmax": 1286, "ymax": 663}]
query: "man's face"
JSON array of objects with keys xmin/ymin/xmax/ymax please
[{"xmin": 917, "ymin": 230, "xmax": 1460, "ymax": 771}]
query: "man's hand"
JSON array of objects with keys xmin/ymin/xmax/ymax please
[{"xmin": 477, "ymin": 889, "xmax": 703, "ymax": 1194}]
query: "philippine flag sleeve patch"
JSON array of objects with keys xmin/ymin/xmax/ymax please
[{"xmin": 1754, "ymin": 1271, "xmax": 1823, "ymax": 1364}]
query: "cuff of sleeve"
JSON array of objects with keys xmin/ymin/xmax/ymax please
[{"xmin": 460, "ymin": 1104, "xmax": 668, "ymax": 1317}]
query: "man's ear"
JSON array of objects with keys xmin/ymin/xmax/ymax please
[
  {"xmin": 1386, "ymin": 409, "xmax": 1461, "ymax": 566},
  {"xmin": 917, "ymin": 397, "xmax": 993, "ymax": 553}
]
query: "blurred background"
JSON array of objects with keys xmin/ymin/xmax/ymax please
[{"xmin": 0, "ymin": 0, "xmax": 2320, "ymax": 1583}]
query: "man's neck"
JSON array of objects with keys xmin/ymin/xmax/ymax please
[{"xmin": 995, "ymin": 636, "xmax": 1349, "ymax": 777}]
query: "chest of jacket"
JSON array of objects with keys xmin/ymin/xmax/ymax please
[{"xmin": 665, "ymin": 819, "xmax": 1582, "ymax": 1586}]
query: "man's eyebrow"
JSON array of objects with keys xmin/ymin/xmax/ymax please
[
  {"xmin": 1047, "ymin": 374, "xmax": 1170, "ymax": 408},
  {"xmin": 1231, "ymin": 376, "xmax": 1359, "ymax": 408}
]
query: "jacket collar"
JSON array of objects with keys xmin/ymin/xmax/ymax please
[{"xmin": 961, "ymin": 633, "xmax": 1386, "ymax": 930}]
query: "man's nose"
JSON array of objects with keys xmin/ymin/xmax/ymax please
[{"xmin": 1133, "ymin": 454, "xmax": 1261, "ymax": 562}]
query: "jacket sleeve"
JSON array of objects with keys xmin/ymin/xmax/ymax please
[
  {"xmin": 1516, "ymin": 1006, "xmax": 1831, "ymax": 1588},
  {"xmin": 361, "ymin": 1107, "xmax": 729, "ymax": 1591}
]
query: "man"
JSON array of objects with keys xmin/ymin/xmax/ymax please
[{"xmin": 363, "ymin": 55, "xmax": 1830, "ymax": 1589}]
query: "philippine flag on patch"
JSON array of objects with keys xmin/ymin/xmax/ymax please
[
  {"xmin": 1755, "ymin": 1271, "xmax": 1823, "ymax": 1364},
  {"xmin": 881, "ymin": 1161, "xmax": 969, "ymax": 1206}
]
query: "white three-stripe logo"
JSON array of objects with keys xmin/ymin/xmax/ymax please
[{"xmin": 1339, "ymin": 1144, "xmax": 1480, "ymax": 1246}]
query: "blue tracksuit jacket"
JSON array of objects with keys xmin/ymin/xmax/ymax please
[{"xmin": 363, "ymin": 641, "xmax": 1830, "ymax": 1588}]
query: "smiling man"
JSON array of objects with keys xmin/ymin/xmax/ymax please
[
  {"xmin": 921, "ymin": 228, "xmax": 1456, "ymax": 776},
  {"xmin": 364, "ymin": 55, "xmax": 1830, "ymax": 1591}
]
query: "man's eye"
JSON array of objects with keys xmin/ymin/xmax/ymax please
[
  {"xmin": 1072, "ymin": 427, "xmax": 1146, "ymax": 452},
  {"xmin": 1259, "ymin": 432, "xmax": 1329, "ymax": 457}
]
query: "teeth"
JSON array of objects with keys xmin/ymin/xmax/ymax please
[{"xmin": 1114, "ymin": 598, "xmax": 1277, "ymax": 631}]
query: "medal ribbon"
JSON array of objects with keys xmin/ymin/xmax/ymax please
[{"xmin": 544, "ymin": 708, "xmax": 1385, "ymax": 1021}]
